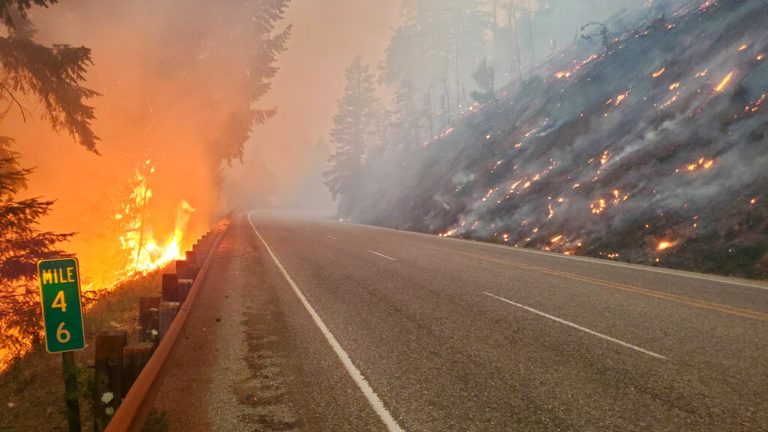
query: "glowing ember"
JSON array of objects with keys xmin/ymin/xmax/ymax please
[
  {"xmin": 614, "ymin": 90, "xmax": 630, "ymax": 106},
  {"xmin": 714, "ymin": 71, "xmax": 734, "ymax": 92},
  {"xmin": 439, "ymin": 229, "xmax": 458, "ymax": 238},
  {"xmin": 657, "ymin": 241, "xmax": 675, "ymax": 251},
  {"xmin": 750, "ymin": 198, "xmax": 757, "ymax": 205},
  {"xmin": 652, "ymin": 67, "xmax": 666, "ymax": 78},
  {"xmin": 738, "ymin": 44, "xmax": 748, "ymax": 51},
  {"xmin": 758, "ymin": 54, "xmax": 765, "ymax": 61},
  {"xmin": 695, "ymin": 69, "xmax": 708, "ymax": 78},
  {"xmin": 551, "ymin": 235, "xmax": 563, "ymax": 243},
  {"xmin": 676, "ymin": 157, "xmax": 715, "ymax": 173},
  {"xmin": 669, "ymin": 82, "xmax": 680, "ymax": 90},
  {"xmin": 591, "ymin": 199, "xmax": 607, "ymax": 215}
]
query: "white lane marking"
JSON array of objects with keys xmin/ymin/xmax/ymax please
[
  {"xmin": 484, "ymin": 292, "xmax": 667, "ymax": 360},
  {"xmin": 368, "ymin": 250, "xmax": 397, "ymax": 261},
  {"xmin": 349, "ymin": 222, "xmax": 768, "ymax": 291},
  {"xmin": 327, "ymin": 235, "xmax": 337, "ymax": 240},
  {"xmin": 248, "ymin": 213, "xmax": 405, "ymax": 432}
]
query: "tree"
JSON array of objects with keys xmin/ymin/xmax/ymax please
[
  {"xmin": 380, "ymin": 0, "xmax": 491, "ymax": 129},
  {"xmin": 324, "ymin": 57, "xmax": 379, "ymax": 212},
  {"xmin": 0, "ymin": 0, "xmax": 98, "ymax": 368},
  {"xmin": 0, "ymin": 138, "xmax": 73, "ymax": 364},
  {"xmin": 471, "ymin": 58, "xmax": 495, "ymax": 103}
]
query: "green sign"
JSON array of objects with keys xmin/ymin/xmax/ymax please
[{"xmin": 38, "ymin": 258, "xmax": 85, "ymax": 353}]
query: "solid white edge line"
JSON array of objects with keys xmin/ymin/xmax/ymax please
[
  {"xmin": 248, "ymin": 212, "xmax": 405, "ymax": 432},
  {"xmin": 368, "ymin": 250, "xmax": 397, "ymax": 261},
  {"xmin": 484, "ymin": 292, "xmax": 668, "ymax": 360},
  {"xmin": 327, "ymin": 235, "xmax": 337, "ymax": 240},
  {"xmin": 344, "ymin": 221, "xmax": 768, "ymax": 292}
]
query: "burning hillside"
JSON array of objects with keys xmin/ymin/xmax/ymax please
[{"xmin": 343, "ymin": 0, "xmax": 768, "ymax": 278}]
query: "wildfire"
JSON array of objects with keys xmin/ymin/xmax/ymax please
[
  {"xmin": 676, "ymin": 157, "xmax": 714, "ymax": 173},
  {"xmin": 744, "ymin": 94, "xmax": 766, "ymax": 113},
  {"xmin": 714, "ymin": 71, "xmax": 734, "ymax": 92},
  {"xmin": 439, "ymin": 229, "xmax": 458, "ymax": 238},
  {"xmin": 117, "ymin": 162, "xmax": 195, "ymax": 279},
  {"xmin": 591, "ymin": 199, "xmax": 607, "ymax": 215}
]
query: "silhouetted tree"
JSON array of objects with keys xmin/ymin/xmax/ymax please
[
  {"xmin": 381, "ymin": 0, "xmax": 491, "ymax": 128},
  {"xmin": 0, "ymin": 0, "xmax": 97, "ymax": 367},
  {"xmin": 471, "ymin": 58, "xmax": 495, "ymax": 103},
  {"xmin": 0, "ymin": 138, "xmax": 74, "ymax": 362},
  {"xmin": 324, "ymin": 57, "xmax": 379, "ymax": 212}
]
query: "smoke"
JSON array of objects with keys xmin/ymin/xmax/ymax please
[
  {"xmin": 220, "ymin": 0, "xmax": 400, "ymax": 212},
  {"xmin": 4, "ymin": 0, "xmax": 292, "ymax": 288},
  {"xmin": 342, "ymin": 0, "xmax": 768, "ymax": 277}
]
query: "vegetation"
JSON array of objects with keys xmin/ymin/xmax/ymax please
[
  {"xmin": 0, "ymin": 270, "xmax": 164, "ymax": 431},
  {"xmin": 0, "ymin": 0, "xmax": 98, "ymax": 367}
]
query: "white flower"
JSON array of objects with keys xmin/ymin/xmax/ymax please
[
  {"xmin": 7, "ymin": 402, "xmax": 15, "ymax": 408},
  {"xmin": 101, "ymin": 392, "xmax": 114, "ymax": 404},
  {"xmin": 105, "ymin": 407, "xmax": 115, "ymax": 416},
  {"xmin": 150, "ymin": 329, "xmax": 158, "ymax": 336}
]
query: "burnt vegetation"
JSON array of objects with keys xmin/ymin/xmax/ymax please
[{"xmin": 325, "ymin": 0, "xmax": 768, "ymax": 279}]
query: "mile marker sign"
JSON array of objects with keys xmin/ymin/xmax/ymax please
[{"xmin": 38, "ymin": 258, "xmax": 85, "ymax": 353}]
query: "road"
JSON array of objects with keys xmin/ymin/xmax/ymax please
[{"xmin": 153, "ymin": 210, "xmax": 768, "ymax": 431}]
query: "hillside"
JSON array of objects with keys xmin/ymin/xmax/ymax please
[{"xmin": 344, "ymin": 0, "xmax": 768, "ymax": 278}]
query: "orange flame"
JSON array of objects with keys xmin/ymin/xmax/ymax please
[
  {"xmin": 657, "ymin": 241, "xmax": 675, "ymax": 251},
  {"xmin": 714, "ymin": 71, "xmax": 734, "ymax": 92},
  {"xmin": 117, "ymin": 162, "xmax": 195, "ymax": 279}
]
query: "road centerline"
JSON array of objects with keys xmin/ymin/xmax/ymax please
[
  {"xmin": 247, "ymin": 212, "xmax": 405, "ymax": 432},
  {"xmin": 369, "ymin": 250, "xmax": 397, "ymax": 261},
  {"xmin": 433, "ymin": 246, "xmax": 768, "ymax": 322},
  {"xmin": 327, "ymin": 235, "xmax": 338, "ymax": 240},
  {"xmin": 484, "ymin": 292, "xmax": 668, "ymax": 360}
]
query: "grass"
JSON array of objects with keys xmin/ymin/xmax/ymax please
[{"xmin": 0, "ymin": 268, "xmax": 169, "ymax": 432}]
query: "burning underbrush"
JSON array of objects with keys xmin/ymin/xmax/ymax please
[{"xmin": 346, "ymin": 0, "xmax": 768, "ymax": 278}]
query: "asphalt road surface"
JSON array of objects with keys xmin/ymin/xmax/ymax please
[{"xmin": 154, "ymin": 210, "xmax": 768, "ymax": 431}]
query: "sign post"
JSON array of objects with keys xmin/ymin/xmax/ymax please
[{"xmin": 38, "ymin": 258, "xmax": 85, "ymax": 432}]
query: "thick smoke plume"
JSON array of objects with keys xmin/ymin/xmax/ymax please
[{"xmin": 5, "ymin": 0, "xmax": 288, "ymax": 288}]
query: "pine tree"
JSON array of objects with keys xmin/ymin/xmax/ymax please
[
  {"xmin": 0, "ymin": 138, "xmax": 73, "ymax": 363},
  {"xmin": 324, "ymin": 57, "xmax": 379, "ymax": 212},
  {"xmin": 0, "ymin": 0, "xmax": 97, "ymax": 367},
  {"xmin": 381, "ymin": 0, "xmax": 491, "ymax": 133},
  {"xmin": 206, "ymin": 0, "xmax": 291, "ymax": 169}
]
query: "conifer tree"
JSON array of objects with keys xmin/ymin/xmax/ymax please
[
  {"xmin": 0, "ymin": 0, "xmax": 96, "ymax": 366},
  {"xmin": 324, "ymin": 57, "xmax": 379, "ymax": 212}
]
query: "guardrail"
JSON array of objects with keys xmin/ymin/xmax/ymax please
[{"xmin": 98, "ymin": 215, "xmax": 230, "ymax": 432}]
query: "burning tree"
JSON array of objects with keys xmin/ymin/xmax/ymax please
[{"xmin": 0, "ymin": 0, "xmax": 98, "ymax": 369}]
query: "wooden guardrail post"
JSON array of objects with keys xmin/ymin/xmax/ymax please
[
  {"xmin": 138, "ymin": 296, "xmax": 160, "ymax": 343},
  {"xmin": 175, "ymin": 259, "xmax": 189, "ymax": 279},
  {"xmin": 158, "ymin": 302, "xmax": 180, "ymax": 340},
  {"xmin": 185, "ymin": 250, "xmax": 197, "ymax": 266},
  {"xmin": 94, "ymin": 331, "xmax": 127, "ymax": 430},
  {"xmin": 177, "ymin": 279, "xmax": 194, "ymax": 302},
  {"xmin": 161, "ymin": 273, "xmax": 179, "ymax": 302},
  {"xmin": 121, "ymin": 342, "xmax": 154, "ymax": 398}
]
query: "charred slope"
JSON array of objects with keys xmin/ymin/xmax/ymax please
[{"xmin": 345, "ymin": 0, "xmax": 768, "ymax": 278}]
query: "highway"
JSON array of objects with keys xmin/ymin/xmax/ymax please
[{"xmin": 153, "ymin": 210, "xmax": 768, "ymax": 431}]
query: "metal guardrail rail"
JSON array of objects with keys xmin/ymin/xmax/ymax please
[{"xmin": 105, "ymin": 217, "xmax": 230, "ymax": 432}]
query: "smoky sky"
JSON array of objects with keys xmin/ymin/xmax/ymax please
[{"xmin": 3, "ymin": 0, "xmax": 663, "ymax": 284}]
